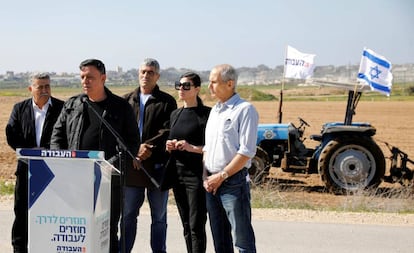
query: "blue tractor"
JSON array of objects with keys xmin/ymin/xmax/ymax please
[{"xmin": 249, "ymin": 89, "xmax": 413, "ymax": 194}]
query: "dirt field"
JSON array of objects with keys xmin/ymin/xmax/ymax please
[{"xmin": 1, "ymin": 93, "xmax": 414, "ymax": 210}]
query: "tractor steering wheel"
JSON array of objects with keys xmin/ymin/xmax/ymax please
[{"xmin": 298, "ymin": 117, "xmax": 310, "ymax": 127}]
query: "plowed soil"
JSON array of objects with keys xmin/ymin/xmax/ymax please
[{"xmin": 1, "ymin": 93, "xmax": 414, "ymax": 208}]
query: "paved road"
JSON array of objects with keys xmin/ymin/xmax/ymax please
[{"xmin": 1, "ymin": 207, "xmax": 414, "ymax": 253}]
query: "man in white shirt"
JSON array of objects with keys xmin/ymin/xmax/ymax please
[
  {"xmin": 203, "ymin": 64, "xmax": 258, "ymax": 253},
  {"xmin": 6, "ymin": 73, "xmax": 64, "ymax": 253}
]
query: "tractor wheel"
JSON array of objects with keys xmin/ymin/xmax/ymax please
[
  {"xmin": 249, "ymin": 147, "xmax": 270, "ymax": 186},
  {"xmin": 319, "ymin": 136, "xmax": 385, "ymax": 194}
]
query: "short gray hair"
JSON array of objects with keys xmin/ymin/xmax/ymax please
[
  {"xmin": 30, "ymin": 72, "xmax": 50, "ymax": 84},
  {"xmin": 140, "ymin": 58, "xmax": 160, "ymax": 73},
  {"xmin": 218, "ymin": 64, "xmax": 238, "ymax": 84}
]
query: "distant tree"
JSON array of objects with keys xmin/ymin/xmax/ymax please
[
  {"xmin": 408, "ymin": 86, "xmax": 414, "ymax": 95},
  {"xmin": 257, "ymin": 64, "xmax": 270, "ymax": 71}
]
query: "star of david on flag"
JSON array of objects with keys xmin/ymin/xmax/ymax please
[{"xmin": 357, "ymin": 48, "xmax": 393, "ymax": 96}]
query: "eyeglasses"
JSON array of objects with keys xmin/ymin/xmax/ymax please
[{"xmin": 175, "ymin": 81, "xmax": 194, "ymax": 90}]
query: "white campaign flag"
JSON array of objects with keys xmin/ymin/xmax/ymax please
[
  {"xmin": 357, "ymin": 48, "xmax": 393, "ymax": 96},
  {"xmin": 284, "ymin": 45, "xmax": 316, "ymax": 79}
]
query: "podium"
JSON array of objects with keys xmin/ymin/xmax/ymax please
[{"xmin": 17, "ymin": 149, "xmax": 113, "ymax": 253}]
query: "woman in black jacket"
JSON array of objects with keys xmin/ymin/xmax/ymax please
[{"xmin": 166, "ymin": 72, "xmax": 211, "ymax": 253}]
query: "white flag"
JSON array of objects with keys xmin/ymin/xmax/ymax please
[
  {"xmin": 357, "ymin": 48, "xmax": 393, "ymax": 96},
  {"xmin": 284, "ymin": 45, "xmax": 316, "ymax": 79}
]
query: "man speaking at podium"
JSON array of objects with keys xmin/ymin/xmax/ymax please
[{"xmin": 50, "ymin": 59, "xmax": 140, "ymax": 253}]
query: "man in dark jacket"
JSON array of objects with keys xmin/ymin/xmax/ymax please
[
  {"xmin": 50, "ymin": 59, "xmax": 140, "ymax": 253},
  {"xmin": 6, "ymin": 73, "xmax": 64, "ymax": 253},
  {"xmin": 121, "ymin": 58, "xmax": 177, "ymax": 253}
]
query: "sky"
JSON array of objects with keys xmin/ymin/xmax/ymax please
[{"xmin": 1, "ymin": 0, "xmax": 413, "ymax": 74}]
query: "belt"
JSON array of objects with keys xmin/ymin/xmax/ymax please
[{"xmin": 207, "ymin": 167, "xmax": 248, "ymax": 177}]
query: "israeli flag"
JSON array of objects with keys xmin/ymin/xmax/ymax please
[{"xmin": 357, "ymin": 48, "xmax": 393, "ymax": 96}]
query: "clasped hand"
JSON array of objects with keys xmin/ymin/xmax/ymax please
[
  {"xmin": 166, "ymin": 139, "xmax": 187, "ymax": 152},
  {"xmin": 203, "ymin": 173, "xmax": 224, "ymax": 195}
]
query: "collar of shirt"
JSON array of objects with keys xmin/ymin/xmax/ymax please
[
  {"xmin": 32, "ymin": 97, "xmax": 52, "ymax": 111},
  {"xmin": 215, "ymin": 93, "xmax": 240, "ymax": 111}
]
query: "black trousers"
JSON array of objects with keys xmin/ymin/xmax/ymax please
[
  {"xmin": 12, "ymin": 163, "xmax": 28, "ymax": 253},
  {"xmin": 173, "ymin": 165, "xmax": 207, "ymax": 253}
]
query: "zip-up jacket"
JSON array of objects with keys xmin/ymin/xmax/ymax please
[
  {"xmin": 123, "ymin": 85, "xmax": 177, "ymax": 187},
  {"xmin": 50, "ymin": 87, "xmax": 140, "ymax": 172}
]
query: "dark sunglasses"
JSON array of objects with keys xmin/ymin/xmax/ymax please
[{"xmin": 175, "ymin": 81, "xmax": 194, "ymax": 90}]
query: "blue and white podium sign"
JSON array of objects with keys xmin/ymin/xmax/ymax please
[{"xmin": 17, "ymin": 149, "xmax": 113, "ymax": 253}]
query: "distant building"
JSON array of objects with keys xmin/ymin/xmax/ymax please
[
  {"xmin": 1, "ymin": 63, "xmax": 413, "ymax": 88},
  {"xmin": 5, "ymin": 71, "xmax": 14, "ymax": 79}
]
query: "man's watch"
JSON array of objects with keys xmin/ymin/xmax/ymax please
[{"xmin": 220, "ymin": 171, "xmax": 229, "ymax": 180}]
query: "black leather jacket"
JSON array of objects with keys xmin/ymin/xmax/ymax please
[{"xmin": 50, "ymin": 87, "xmax": 140, "ymax": 170}]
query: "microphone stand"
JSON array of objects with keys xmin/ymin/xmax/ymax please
[
  {"xmin": 83, "ymin": 97, "xmax": 160, "ymax": 253},
  {"xmin": 117, "ymin": 146, "xmax": 126, "ymax": 253},
  {"xmin": 83, "ymin": 97, "xmax": 160, "ymax": 186}
]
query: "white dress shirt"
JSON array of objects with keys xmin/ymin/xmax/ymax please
[
  {"xmin": 203, "ymin": 93, "xmax": 259, "ymax": 174},
  {"xmin": 32, "ymin": 98, "xmax": 52, "ymax": 147}
]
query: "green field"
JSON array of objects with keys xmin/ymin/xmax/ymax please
[{"xmin": 1, "ymin": 82, "xmax": 413, "ymax": 102}]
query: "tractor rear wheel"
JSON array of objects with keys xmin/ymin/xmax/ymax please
[
  {"xmin": 319, "ymin": 136, "xmax": 385, "ymax": 194},
  {"xmin": 249, "ymin": 147, "xmax": 270, "ymax": 186}
]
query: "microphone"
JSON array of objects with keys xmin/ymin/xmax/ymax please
[{"xmin": 107, "ymin": 155, "xmax": 119, "ymax": 165}]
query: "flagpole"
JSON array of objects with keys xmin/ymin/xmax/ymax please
[
  {"xmin": 345, "ymin": 56, "xmax": 363, "ymax": 125},
  {"xmin": 348, "ymin": 49, "xmax": 366, "ymax": 124},
  {"xmin": 281, "ymin": 45, "xmax": 287, "ymax": 91},
  {"xmin": 277, "ymin": 45, "xmax": 288, "ymax": 123}
]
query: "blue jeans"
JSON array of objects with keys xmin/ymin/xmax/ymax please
[
  {"xmin": 120, "ymin": 186, "xmax": 168, "ymax": 253},
  {"xmin": 206, "ymin": 169, "xmax": 256, "ymax": 253}
]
